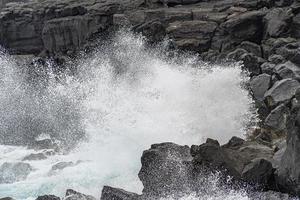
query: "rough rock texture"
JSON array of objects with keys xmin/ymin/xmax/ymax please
[
  {"xmin": 65, "ymin": 189, "xmax": 96, "ymax": 200},
  {"xmin": 250, "ymin": 73, "xmax": 271, "ymax": 101},
  {"xmin": 264, "ymin": 79, "xmax": 300, "ymax": 108},
  {"xmin": 35, "ymin": 195, "xmax": 60, "ymax": 200},
  {"xmin": 101, "ymin": 186, "xmax": 140, "ymax": 200},
  {"xmin": 138, "ymin": 142, "xmax": 193, "ymax": 197},
  {"xmin": 276, "ymin": 105, "xmax": 300, "ymax": 196}
]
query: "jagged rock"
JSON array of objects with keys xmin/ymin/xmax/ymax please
[
  {"xmin": 65, "ymin": 189, "xmax": 96, "ymax": 200},
  {"xmin": 240, "ymin": 53, "xmax": 264, "ymax": 76},
  {"xmin": 264, "ymin": 104, "xmax": 290, "ymax": 132},
  {"xmin": 226, "ymin": 48, "xmax": 248, "ymax": 60},
  {"xmin": 138, "ymin": 142, "xmax": 193, "ymax": 197},
  {"xmin": 36, "ymin": 195, "xmax": 60, "ymax": 200},
  {"xmin": 264, "ymin": 78, "xmax": 300, "ymax": 108},
  {"xmin": 262, "ymin": 37, "xmax": 297, "ymax": 59},
  {"xmin": 239, "ymin": 41, "xmax": 262, "ymax": 57},
  {"xmin": 166, "ymin": 20, "xmax": 217, "ymax": 52},
  {"xmin": 223, "ymin": 136, "xmax": 245, "ymax": 149},
  {"xmin": 135, "ymin": 20, "xmax": 166, "ymax": 42},
  {"xmin": 22, "ymin": 153, "xmax": 47, "ymax": 161},
  {"xmin": 212, "ymin": 11, "xmax": 265, "ymax": 52},
  {"xmin": 276, "ymin": 106, "xmax": 300, "ymax": 195},
  {"xmin": 274, "ymin": 61, "xmax": 300, "ymax": 80},
  {"xmin": 242, "ymin": 158, "xmax": 274, "ymax": 186},
  {"xmin": 269, "ymin": 54, "xmax": 285, "ymax": 64},
  {"xmin": 261, "ymin": 62, "xmax": 276, "ymax": 74},
  {"xmin": 191, "ymin": 139, "xmax": 240, "ymax": 178},
  {"xmin": 250, "ymin": 73, "xmax": 271, "ymax": 101},
  {"xmin": 0, "ymin": 162, "xmax": 33, "ymax": 184},
  {"xmin": 42, "ymin": 16, "xmax": 98, "ymax": 54},
  {"xmin": 100, "ymin": 186, "xmax": 140, "ymax": 200},
  {"xmin": 264, "ymin": 8, "xmax": 293, "ymax": 38},
  {"xmin": 276, "ymin": 42, "xmax": 300, "ymax": 66}
]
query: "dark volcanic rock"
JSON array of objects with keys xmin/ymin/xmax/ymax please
[
  {"xmin": 239, "ymin": 41, "xmax": 262, "ymax": 57},
  {"xmin": 191, "ymin": 139, "xmax": 240, "ymax": 178},
  {"xmin": 264, "ymin": 78, "xmax": 300, "ymax": 108},
  {"xmin": 264, "ymin": 103, "xmax": 290, "ymax": 132},
  {"xmin": 250, "ymin": 73, "xmax": 271, "ymax": 101},
  {"xmin": 276, "ymin": 106, "xmax": 300, "ymax": 195},
  {"xmin": 65, "ymin": 189, "xmax": 96, "ymax": 200},
  {"xmin": 274, "ymin": 61, "xmax": 300, "ymax": 80},
  {"xmin": 166, "ymin": 20, "xmax": 217, "ymax": 52},
  {"xmin": 36, "ymin": 195, "xmax": 60, "ymax": 200},
  {"xmin": 212, "ymin": 10, "xmax": 265, "ymax": 52},
  {"xmin": 101, "ymin": 186, "xmax": 140, "ymax": 200},
  {"xmin": 242, "ymin": 158, "xmax": 274, "ymax": 186},
  {"xmin": 138, "ymin": 142, "xmax": 193, "ymax": 197},
  {"xmin": 263, "ymin": 8, "xmax": 293, "ymax": 38}
]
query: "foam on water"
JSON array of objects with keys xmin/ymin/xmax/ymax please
[{"xmin": 0, "ymin": 32, "xmax": 256, "ymax": 199}]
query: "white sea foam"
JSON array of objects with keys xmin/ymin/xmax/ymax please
[{"xmin": 0, "ymin": 32, "xmax": 256, "ymax": 199}]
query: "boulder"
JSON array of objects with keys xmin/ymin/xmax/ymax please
[
  {"xmin": 65, "ymin": 189, "xmax": 96, "ymax": 200},
  {"xmin": 276, "ymin": 42, "xmax": 300, "ymax": 66},
  {"xmin": 0, "ymin": 162, "xmax": 32, "ymax": 184},
  {"xmin": 276, "ymin": 106, "xmax": 300, "ymax": 195},
  {"xmin": 191, "ymin": 139, "xmax": 240, "ymax": 178},
  {"xmin": 263, "ymin": 8, "xmax": 293, "ymax": 38},
  {"xmin": 264, "ymin": 104, "xmax": 290, "ymax": 132},
  {"xmin": 261, "ymin": 37, "xmax": 296, "ymax": 59},
  {"xmin": 166, "ymin": 20, "xmax": 218, "ymax": 52},
  {"xmin": 242, "ymin": 158, "xmax": 274, "ymax": 186},
  {"xmin": 250, "ymin": 73, "xmax": 271, "ymax": 101},
  {"xmin": 226, "ymin": 48, "xmax": 248, "ymax": 60},
  {"xmin": 274, "ymin": 61, "xmax": 300, "ymax": 80},
  {"xmin": 264, "ymin": 78, "xmax": 300, "ymax": 108},
  {"xmin": 138, "ymin": 143, "xmax": 193, "ymax": 197},
  {"xmin": 100, "ymin": 186, "xmax": 140, "ymax": 200},
  {"xmin": 261, "ymin": 62, "xmax": 275, "ymax": 74},
  {"xmin": 240, "ymin": 53, "xmax": 264, "ymax": 76},
  {"xmin": 239, "ymin": 41, "xmax": 262, "ymax": 57},
  {"xmin": 212, "ymin": 11, "xmax": 265, "ymax": 52},
  {"xmin": 268, "ymin": 54, "xmax": 285, "ymax": 64},
  {"xmin": 36, "ymin": 195, "xmax": 60, "ymax": 200},
  {"xmin": 22, "ymin": 153, "xmax": 47, "ymax": 161}
]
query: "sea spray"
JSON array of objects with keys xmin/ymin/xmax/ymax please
[{"xmin": 0, "ymin": 31, "xmax": 256, "ymax": 199}]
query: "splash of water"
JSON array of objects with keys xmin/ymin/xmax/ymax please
[{"xmin": 0, "ymin": 32, "xmax": 256, "ymax": 199}]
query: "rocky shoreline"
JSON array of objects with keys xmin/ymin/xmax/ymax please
[{"xmin": 1, "ymin": 0, "xmax": 300, "ymax": 199}]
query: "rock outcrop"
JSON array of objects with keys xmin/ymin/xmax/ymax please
[{"xmin": 100, "ymin": 137, "xmax": 293, "ymax": 199}]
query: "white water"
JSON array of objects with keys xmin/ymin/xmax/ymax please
[{"xmin": 0, "ymin": 32, "xmax": 256, "ymax": 199}]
